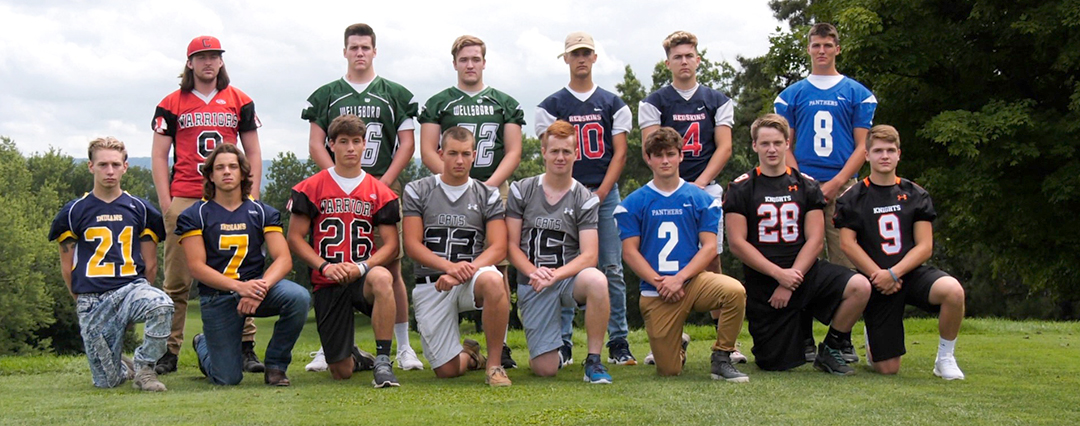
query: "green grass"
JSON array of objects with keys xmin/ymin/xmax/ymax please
[{"xmin": 1, "ymin": 305, "xmax": 1078, "ymax": 426}]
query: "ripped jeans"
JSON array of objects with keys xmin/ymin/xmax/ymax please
[{"xmin": 76, "ymin": 278, "xmax": 173, "ymax": 388}]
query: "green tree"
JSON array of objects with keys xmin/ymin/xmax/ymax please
[{"xmin": 263, "ymin": 152, "xmax": 319, "ymax": 288}]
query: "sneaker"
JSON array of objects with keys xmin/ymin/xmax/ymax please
[
  {"xmin": 606, "ymin": 337, "xmax": 637, "ymax": 366},
  {"xmin": 485, "ymin": 366, "xmax": 512, "ymax": 387},
  {"xmin": 372, "ymin": 355, "xmax": 400, "ymax": 388},
  {"xmin": 121, "ymin": 356, "xmax": 135, "ymax": 382},
  {"xmin": 933, "ymin": 356, "xmax": 965, "ymax": 380},
  {"xmin": 803, "ymin": 338, "xmax": 816, "ymax": 363},
  {"xmin": 154, "ymin": 352, "xmax": 178, "ymax": 375},
  {"xmin": 730, "ymin": 348, "xmax": 748, "ymax": 364},
  {"xmin": 264, "ymin": 368, "xmax": 290, "ymax": 386},
  {"xmin": 192, "ymin": 334, "xmax": 207, "ymax": 377},
  {"xmin": 133, "ymin": 364, "xmax": 167, "ymax": 392},
  {"xmin": 864, "ymin": 327, "xmax": 874, "ymax": 368},
  {"xmin": 462, "ymin": 339, "xmax": 487, "ymax": 371},
  {"xmin": 306, "ymin": 348, "xmax": 328, "ymax": 372},
  {"xmin": 396, "ymin": 345, "xmax": 425, "ymax": 371},
  {"xmin": 644, "ymin": 352, "xmax": 655, "ymax": 365},
  {"xmin": 583, "ymin": 358, "xmax": 613, "ymax": 384},
  {"xmin": 501, "ymin": 344, "xmax": 518, "ymax": 369},
  {"xmin": 242, "ymin": 343, "xmax": 265, "ymax": 373},
  {"xmin": 558, "ymin": 343, "xmax": 573, "ymax": 368},
  {"xmin": 839, "ymin": 341, "xmax": 859, "ymax": 363},
  {"xmin": 710, "ymin": 351, "xmax": 750, "ymax": 383},
  {"xmin": 680, "ymin": 333, "xmax": 691, "ymax": 366},
  {"xmin": 352, "ymin": 346, "xmax": 376, "ymax": 372},
  {"xmin": 813, "ymin": 342, "xmax": 855, "ymax": 376}
]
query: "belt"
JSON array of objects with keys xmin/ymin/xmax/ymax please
[{"xmin": 415, "ymin": 275, "xmax": 440, "ymax": 286}]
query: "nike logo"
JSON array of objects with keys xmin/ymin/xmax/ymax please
[
  {"xmin": 697, "ymin": 106, "xmax": 705, "ymax": 111},
  {"xmin": 593, "ymin": 107, "xmax": 603, "ymax": 112},
  {"xmin": 837, "ymin": 96, "xmax": 846, "ymax": 101},
  {"xmin": 683, "ymin": 203, "xmax": 693, "ymax": 207}
]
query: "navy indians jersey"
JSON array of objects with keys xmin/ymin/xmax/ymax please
[
  {"xmin": 535, "ymin": 87, "xmax": 632, "ymax": 187},
  {"xmin": 401, "ymin": 176, "xmax": 505, "ymax": 278},
  {"xmin": 418, "ymin": 86, "xmax": 526, "ymax": 181},
  {"xmin": 638, "ymin": 84, "xmax": 735, "ymax": 182},
  {"xmin": 48, "ymin": 193, "xmax": 165, "ymax": 294},
  {"xmin": 615, "ymin": 180, "xmax": 723, "ymax": 296},
  {"xmin": 175, "ymin": 198, "xmax": 283, "ymax": 295},
  {"xmin": 723, "ymin": 167, "xmax": 826, "ymax": 270},
  {"xmin": 152, "ymin": 86, "xmax": 260, "ymax": 198},
  {"xmin": 773, "ymin": 76, "xmax": 877, "ymax": 182},
  {"xmin": 507, "ymin": 175, "xmax": 600, "ymax": 269},
  {"xmin": 833, "ymin": 177, "xmax": 936, "ymax": 268},
  {"xmin": 288, "ymin": 169, "xmax": 400, "ymax": 290}
]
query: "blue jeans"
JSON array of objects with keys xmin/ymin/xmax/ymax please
[
  {"xmin": 194, "ymin": 279, "xmax": 310, "ymax": 385},
  {"xmin": 561, "ymin": 183, "xmax": 628, "ymax": 346},
  {"xmin": 76, "ymin": 279, "xmax": 173, "ymax": 388}
]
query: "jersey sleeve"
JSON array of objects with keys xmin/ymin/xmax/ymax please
[
  {"xmin": 263, "ymin": 203, "xmax": 283, "ymax": 233},
  {"xmin": 417, "ymin": 96, "xmax": 441, "ymax": 124},
  {"xmin": 832, "ymin": 189, "xmax": 861, "ymax": 231},
  {"xmin": 715, "ymin": 97, "xmax": 735, "ymax": 128},
  {"xmin": 853, "ymin": 85, "xmax": 877, "ymax": 129},
  {"xmin": 722, "ymin": 178, "xmax": 750, "ymax": 217},
  {"xmin": 534, "ymin": 104, "xmax": 557, "ymax": 137},
  {"xmin": 638, "ymin": 100, "xmax": 661, "ymax": 129},
  {"xmin": 395, "ymin": 86, "xmax": 419, "ymax": 132},
  {"xmin": 374, "ymin": 199, "xmax": 401, "ymax": 225},
  {"xmin": 773, "ymin": 88, "xmax": 795, "ymax": 128},
  {"xmin": 140, "ymin": 199, "xmax": 166, "ymax": 243},
  {"xmin": 804, "ymin": 177, "xmax": 827, "ymax": 210},
  {"xmin": 48, "ymin": 200, "xmax": 77, "ymax": 242},
  {"xmin": 506, "ymin": 181, "xmax": 525, "ymax": 219},
  {"xmin": 613, "ymin": 198, "xmax": 641, "ymax": 240},
  {"xmin": 152, "ymin": 96, "xmax": 179, "ymax": 138},
  {"xmin": 612, "ymin": 104, "xmax": 632, "ymax": 135},
  {"xmin": 913, "ymin": 186, "xmax": 937, "ymax": 223},
  {"xmin": 401, "ymin": 181, "xmax": 424, "ymax": 217},
  {"xmin": 301, "ymin": 86, "xmax": 330, "ymax": 130},
  {"xmin": 578, "ymin": 191, "xmax": 600, "ymax": 230},
  {"xmin": 482, "ymin": 184, "xmax": 505, "ymax": 221},
  {"xmin": 174, "ymin": 203, "xmax": 203, "ymax": 241},
  {"xmin": 698, "ymin": 194, "xmax": 723, "ymax": 235},
  {"xmin": 504, "ymin": 96, "xmax": 526, "ymax": 126},
  {"xmin": 238, "ymin": 101, "xmax": 260, "ymax": 132},
  {"xmin": 288, "ymin": 188, "xmax": 319, "ymax": 218}
]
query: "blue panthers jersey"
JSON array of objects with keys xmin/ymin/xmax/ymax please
[
  {"xmin": 614, "ymin": 180, "xmax": 722, "ymax": 296},
  {"xmin": 175, "ymin": 198, "xmax": 283, "ymax": 295},
  {"xmin": 48, "ymin": 192, "xmax": 165, "ymax": 294},
  {"xmin": 774, "ymin": 76, "xmax": 877, "ymax": 181},
  {"xmin": 639, "ymin": 84, "xmax": 734, "ymax": 182},
  {"xmin": 536, "ymin": 87, "xmax": 631, "ymax": 187}
]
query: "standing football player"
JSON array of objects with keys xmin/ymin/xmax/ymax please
[
  {"xmin": 403, "ymin": 127, "xmax": 512, "ymax": 387},
  {"xmin": 177, "ymin": 144, "xmax": 310, "ymax": 387},
  {"xmin": 151, "ymin": 35, "xmax": 264, "ymax": 375},
  {"xmin": 725, "ymin": 114, "xmax": 870, "ymax": 375},
  {"xmin": 507, "ymin": 120, "xmax": 613, "ymax": 383},
  {"xmin": 535, "ymin": 31, "xmax": 634, "ymax": 367},
  {"xmin": 301, "ymin": 23, "xmax": 421, "ymax": 371},
  {"xmin": 50, "ymin": 137, "xmax": 173, "ymax": 391},
  {"xmin": 834, "ymin": 125, "xmax": 966, "ymax": 380}
]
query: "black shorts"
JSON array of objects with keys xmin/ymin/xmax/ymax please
[
  {"xmin": 312, "ymin": 277, "xmax": 374, "ymax": 364},
  {"xmin": 744, "ymin": 259, "xmax": 855, "ymax": 371},
  {"xmin": 864, "ymin": 265, "xmax": 950, "ymax": 361}
]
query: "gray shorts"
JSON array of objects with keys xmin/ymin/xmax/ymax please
[{"xmin": 517, "ymin": 270, "xmax": 591, "ymax": 359}]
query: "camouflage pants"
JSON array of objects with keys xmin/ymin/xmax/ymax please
[{"xmin": 76, "ymin": 279, "xmax": 173, "ymax": 388}]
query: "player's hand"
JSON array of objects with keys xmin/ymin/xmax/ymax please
[
  {"xmin": 870, "ymin": 270, "xmax": 902, "ymax": 295},
  {"xmin": 323, "ymin": 263, "xmax": 353, "ymax": 284},
  {"xmin": 529, "ymin": 276, "xmax": 555, "ymax": 292},
  {"xmin": 654, "ymin": 275, "xmax": 686, "ymax": 302},
  {"xmin": 435, "ymin": 274, "xmax": 462, "ymax": 292},
  {"xmin": 529, "ymin": 267, "xmax": 556, "ymax": 283},
  {"xmin": 237, "ymin": 296, "xmax": 262, "ymax": 316},
  {"xmin": 235, "ymin": 280, "xmax": 268, "ymax": 301},
  {"xmin": 593, "ymin": 188, "xmax": 609, "ymax": 203},
  {"xmin": 160, "ymin": 198, "xmax": 173, "ymax": 216},
  {"xmin": 446, "ymin": 261, "xmax": 477, "ymax": 283},
  {"xmin": 692, "ymin": 179, "xmax": 709, "ymax": 190},
  {"xmin": 821, "ymin": 179, "xmax": 842, "ymax": 201},
  {"xmin": 769, "ymin": 286, "xmax": 793, "ymax": 309},
  {"xmin": 772, "ymin": 268, "xmax": 804, "ymax": 290}
]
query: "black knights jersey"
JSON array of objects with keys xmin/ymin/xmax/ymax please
[
  {"xmin": 833, "ymin": 177, "xmax": 937, "ymax": 268},
  {"xmin": 724, "ymin": 167, "xmax": 826, "ymax": 269}
]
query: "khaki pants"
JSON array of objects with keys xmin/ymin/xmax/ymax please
[
  {"xmin": 822, "ymin": 178, "xmax": 857, "ymax": 269},
  {"xmin": 640, "ymin": 272, "xmax": 746, "ymax": 376},
  {"xmin": 163, "ymin": 196, "xmax": 256, "ymax": 355}
]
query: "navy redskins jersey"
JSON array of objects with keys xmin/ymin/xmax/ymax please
[
  {"xmin": 175, "ymin": 198, "xmax": 283, "ymax": 295},
  {"xmin": 535, "ymin": 87, "xmax": 631, "ymax": 187},
  {"xmin": 152, "ymin": 86, "xmax": 260, "ymax": 198},
  {"xmin": 288, "ymin": 169, "xmax": 400, "ymax": 290},
  {"xmin": 48, "ymin": 193, "xmax": 165, "ymax": 294},
  {"xmin": 834, "ymin": 177, "xmax": 936, "ymax": 268},
  {"xmin": 638, "ymin": 84, "xmax": 735, "ymax": 182},
  {"xmin": 724, "ymin": 167, "xmax": 826, "ymax": 269}
]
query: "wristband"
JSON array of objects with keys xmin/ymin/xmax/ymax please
[
  {"xmin": 887, "ymin": 268, "xmax": 899, "ymax": 283},
  {"xmin": 318, "ymin": 261, "xmax": 330, "ymax": 275},
  {"xmin": 355, "ymin": 262, "xmax": 369, "ymax": 278}
]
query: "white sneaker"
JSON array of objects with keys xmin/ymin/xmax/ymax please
[
  {"xmin": 933, "ymin": 356, "xmax": 965, "ymax": 380},
  {"xmin": 396, "ymin": 346, "xmax": 424, "ymax": 370},
  {"xmin": 729, "ymin": 349, "xmax": 748, "ymax": 364},
  {"xmin": 644, "ymin": 352, "xmax": 655, "ymax": 365},
  {"xmin": 305, "ymin": 348, "xmax": 328, "ymax": 372}
]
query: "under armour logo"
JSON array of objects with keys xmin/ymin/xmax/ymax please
[
  {"xmin": 897, "ymin": 194, "xmax": 908, "ymax": 201},
  {"xmin": 468, "ymin": 203, "xmax": 479, "ymax": 211},
  {"xmin": 564, "ymin": 208, "xmax": 574, "ymax": 215},
  {"xmin": 789, "ymin": 185, "xmax": 798, "ymax": 192}
]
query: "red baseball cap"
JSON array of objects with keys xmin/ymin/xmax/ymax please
[{"xmin": 187, "ymin": 36, "xmax": 225, "ymax": 58}]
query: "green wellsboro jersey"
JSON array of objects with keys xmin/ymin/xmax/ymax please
[
  {"xmin": 418, "ymin": 86, "xmax": 525, "ymax": 181},
  {"xmin": 302, "ymin": 76, "xmax": 418, "ymax": 176}
]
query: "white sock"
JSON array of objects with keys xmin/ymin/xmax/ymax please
[
  {"xmin": 505, "ymin": 325, "xmax": 510, "ymax": 345},
  {"xmin": 395, "ymin": 322, "xmax": 412, "ymax": 350},
  {"xmin": 937, "ymin": 337, "xmax": 956, "ymax": 360}
]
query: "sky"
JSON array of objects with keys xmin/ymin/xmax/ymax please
[{"xmin": 0, "ymin": 0, "xmax": 784, "ymax": 160}]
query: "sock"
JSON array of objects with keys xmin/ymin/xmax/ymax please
[
  {"xmin": 394, "ymin": 322, "xmax": 411, "ymax": 350},
  {"xmin": 937, "ymin": 337, "xmax": 956, "ymax": 360},
  {"xmin": 585, "ymin": 353, "xmax": 601, "ymax": 364},
  {"xmin": 824, "ymin": 327, "xmax": 851, "ymax": 349},
  {"xmin": 375, "ymin": 340, "xmax": 392, "ymax": 357},
  {"xmin": 242, "ymin": 340, "xmax": 255, "ymax": 352}
]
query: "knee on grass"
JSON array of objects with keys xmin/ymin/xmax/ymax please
[{"xmin": 871, "ymin": 357, "xmax": 901, "ymax": 375}]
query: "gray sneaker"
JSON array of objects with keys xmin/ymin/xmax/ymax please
[
  {"xmin": 814, "ymin": 342, "xmax": 855, "ymax": 376},
  {"xmin": 710, "ymin": 351, "xmax": 749, "ymax": 383},
  {"xmin": 372, "ymin": 355, "xmax": 400, "ymax": 388},
  {"xmin": 132, "ymin": 364, "xmax": 167, "ymax": 392}
]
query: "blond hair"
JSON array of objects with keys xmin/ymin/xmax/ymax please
[
  {"xmin": 663, "ymin": 31, "xmax": 698, "ymax": 56},
  {"xmin": 451, "ymin": 35, "xmax": 486, "ymax": 59},
  {"xmin": 750, "ymin": 114, "xmax": 791, "ymax": 142},
  {"xmin": 87, "ymin": 137, "xmax": 128, "ymax": 162}
]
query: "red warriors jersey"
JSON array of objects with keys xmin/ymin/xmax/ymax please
[
  {"xmin": 152, "ymin": 86, "xmax": 260, "ymax": 198},
  {"xmin": 834, "ymin": 177, "xmax": 936, "ymax": 268},
  {"xmin": 724, "ymin": 167, "xmax": 826, "ymax": 269},
  {"xmin": 288, "ymin": 169, "xmax": 400, "ymax": 290}
]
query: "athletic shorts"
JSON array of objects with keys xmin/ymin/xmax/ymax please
[
  {"xmin": 744, "ymin": 259, "xmax": 854, "ymax": 371},
  {"xmin": 313, "ymin": 276, "xmax": 374, "ymax": 365},
  {"xmin": 517, "ymin": 269, "xmax": 592, "ymax": 359},
  {"xmin": 704, "ymin": 182, "xmax": 725, "ymax": 254},
  {"xmin": 864, "ymin": 265, "xmax": 949, "ymax": 361},
  {"xmin": 413, "ymin": 266, "xmax": 501, "ymax": 368}
]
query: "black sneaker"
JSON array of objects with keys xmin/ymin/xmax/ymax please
[
  {"xmin": 838, "ymin": 341, "xmax": 859, "ymax": 363},
  {"xmin": 192, "ymin": 334, "xmax": 207, "ymax": 377},
  {"xmin": 803, "ymin": 338, "xmax": 816, "ymax": 363},
  {"xmin": 154, "ymin": 351, "xmax": 178, "ymax": 375},
  {"xmin": 352, "ymin": 346, "xmax": 376, "ymax": 372},
  {"xmin": 606, "ymin": 337, "xmax": 637, "ymax": 366},
  {"xmin": 242, "ymin": 343, "xmax": 265, "ymax": 373},
  {"xmin": 372, "ymin": 355, "xmax": 400, "ymax": 388},
  {"xmin": 710, "ymin": 351, "xmax": 749, "ymax": 383},
  {"xmin": 558, "ymin": 343, "xmax": 573, "ymax": 368},
  {"xmin": 501, "ymin": 344, "xmax": 518, "ymax": 369},
  {"xmin": 813, "ymin": 342, "xmax": 855, "ymax": 376}
]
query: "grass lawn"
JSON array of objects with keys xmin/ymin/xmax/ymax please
[{"xmin": 1, "ymin": 305, "xmax": 1078, "ymax": 426}]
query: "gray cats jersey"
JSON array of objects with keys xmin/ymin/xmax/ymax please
[
  {"xmin": 506, "ymin": 174, "xmax": 600, "ymax": 268},
  {"xmin": 402, "ymin": 176, "xmax": 505, "ymax": 278}
]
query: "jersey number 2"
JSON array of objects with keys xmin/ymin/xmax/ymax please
[
  {"xmin": 758, "ymin": 203, "xmax": 800, "ymax": 243},
  {"xmin": 85, "ymin": 226, "xmax": 137, "ymax": 278}
]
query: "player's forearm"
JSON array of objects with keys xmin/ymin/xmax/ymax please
[
  {"xmin": 507, "ymin": 246, "xmax": 536, "ymax": 277},
  {"xmin": 140, "ymin": 240, "xmax": 158, "ymax": 283},
  {"xmin": 151, "ymin": 135, "xmax": 173, "ymax": 206},
  {"xmin": 261, "ymin": 234, "xmax": 293, "ymax": 285},
  {"xmin": 831, "ymin": 144, "xmax": 866, "ymax": 184},
  {"xmin": 839, "ymin": 229, "xmax": 880, "ymax": 277},
  {"xmin": 892, "ymin": 241, "xmax": 932, "ymax": 277},
  {"xmin": 58, "ymin": 244, "xmax": 75, "ymax": 293},
  {"xmin": 486, "ymin": 148, "xmax": 520, "ymax": 187},
  {"xmin": 728, "ymin": 237, "xmax": 784, "ymax": 278},
  {"xmin": 188, "ymin": 263, "xmax": 243, "ymax": 293},
  {"xmin": 676, "ymin": 240, "xmax": 718, "ymax": 282},
  {"xmin": 419, "ymin": 124, "xmax": 443, "ymax": 174},
  {"xmin": 553, "ymin": 248, "xmax": 597, "ymax": 282},
  {"xmin": 622, "ymin": 241, "xmax": 660, "ymax": 283},
  {"xmin": 404, "ymin": 238, "xmax": 457, "ymax": 273},
  {"xmin": 473, "ymin": 241, "xmax": 507, "ymax": 269},
  {"xmin": 287, "ymin": 226, "xmax": 326, "ymax": 270},
  {"xmin": 308, "ymin": 123, "xmax": 334, "ymax": 170},
  {"xmin": 597, "ymin": 136, "xmax": 628, "ymax": 196}
]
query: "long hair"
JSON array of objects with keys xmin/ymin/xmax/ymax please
[
  {"xmin": 179, "ymin": 63, "xmax": 230, "ymax": 92},
  {"xmin": 200, "ymin": 143, "xmax": 251, "ymax": 200}
]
